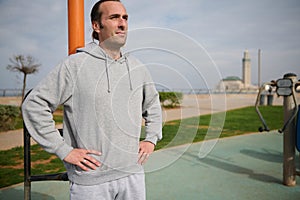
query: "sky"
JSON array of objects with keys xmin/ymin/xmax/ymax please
[{"xmin": 0, "ymin": 0, "xmax": 299, "ymax": 91}]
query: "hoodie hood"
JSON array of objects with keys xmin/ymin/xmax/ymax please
[
  {"xmin": 22, "ymin": 40, "xmax": 162, "ymax": 185},
  {"xmin": 76, "ymin": 42, "xmax": 132, "ymax": 93}
]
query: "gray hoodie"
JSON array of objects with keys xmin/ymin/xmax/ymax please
[{"xmin": 22, "ymin": 42, "xmax": 162, "ymax": 185}]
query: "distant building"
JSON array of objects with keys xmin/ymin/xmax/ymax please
[
  {"xmin": 217, "ymin": 76, "xmax": 244, "ymax": 91},
  {"xmin": 242, "ymin": 50, "xmax": 251, "ymax": 88},
  {"xmin": 216, "ymin": 50, "xmax": 257, "ymax": 93}
]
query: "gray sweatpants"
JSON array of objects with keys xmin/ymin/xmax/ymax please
[{"xmin": 69, "ymin": 173, "xmax": 146, "ymax": 200}]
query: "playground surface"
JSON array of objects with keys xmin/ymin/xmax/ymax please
[
  {"xmin": 1, "ymin": 94, "xmax": 300, "ymax": 199},
  {"xmin": 1, "ymin": 131, "xmax": 300, "ymax": 199}
]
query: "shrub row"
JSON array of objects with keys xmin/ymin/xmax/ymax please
[
  {"xmin": 158, "ymin": 92, "xmax": 183, "ymax": 108},
  {"xmin": 0, "ymin": 105, "xmax": 20, "ymax": 132}
]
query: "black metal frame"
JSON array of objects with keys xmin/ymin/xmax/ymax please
[
  {"xmin": 24, "ymin": 124, "xmax": 69, "ymax": 200},
  {"xmin": 23, "ymin": 90, "xmax": 68, "ymax": 200}
]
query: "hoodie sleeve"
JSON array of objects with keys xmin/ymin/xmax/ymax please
[
  {"xmin": 142, "ymin": 69, "xmax": 162, "ymax": 145},
  {"xmin": 22, "ymin": 60, "xmax": 73, "ymax": 160}
]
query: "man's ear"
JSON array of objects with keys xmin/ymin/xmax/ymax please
[{"xmin": 92, "ymin": 21, "xmax": 101, "ymax": 33}]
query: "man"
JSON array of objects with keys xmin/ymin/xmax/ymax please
[{"xmin": 22, "ymin": 0, "xmax": 162, "ymax": 199}]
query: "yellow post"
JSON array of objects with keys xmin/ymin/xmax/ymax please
[{"xmin": 68, "ymin": 0, "xmax": 85, "ymax": 55}]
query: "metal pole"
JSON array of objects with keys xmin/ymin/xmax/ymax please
[
  {"xmin": 283, "ymin": 73, "xmax": 297, "ymax": 186},
  {"xmin": 68, "ymin": 0, "xmax": 85, "ymax": 55},
  {"xmin": 258, "ymin": 49, "xmax": 261, "ymax": 88},
  {"xmin": 24, "ymin": 124, "xmax": 31, "ymax": 200}
]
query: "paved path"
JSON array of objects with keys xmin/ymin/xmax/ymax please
[{"xmin": 0, "ymin": 94, "xmax": 286, "ymax": 150}]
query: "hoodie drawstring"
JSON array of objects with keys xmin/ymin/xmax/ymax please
[
  {"xmin": 105, "ymin": 55, "xmax": 133, "ymax": 93},
  {"xmin": 125, "ymin": 57, "xmax": 133, "ymax": 91},
  {"xmin": 78, "ymin": 43, "xmax": 132, "ymax": 93},
  {"xmin": 105, "ymin": 54, "xmax": 111, "ymax": 93}
]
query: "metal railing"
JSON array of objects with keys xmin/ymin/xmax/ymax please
[
  {"xmin": 23, "ymin": 124, "xmax": 68, "ymax": 200},
  {"xmin": 0, "ymin": 89, "xmax": 30, "ymax": 97},
  {"xmin": 23, "ymin": 91, "xmax": 68, "ymax": 200}
]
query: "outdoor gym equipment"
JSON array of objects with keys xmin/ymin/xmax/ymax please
[
  {"xmin": 297, "ymin": 104, "xmax": 300, "ymax": 152},
  {"xmin": 255, "ymin": 76, "xmax": 299, "ymax": 133},
  {"xmin": 255, "ymin": 73, "xmax": 300, "ymax": 186}
]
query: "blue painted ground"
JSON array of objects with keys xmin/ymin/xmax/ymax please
[{"xmin": 1, "ymin": 132, "xmax": 300, "ymax": 200}]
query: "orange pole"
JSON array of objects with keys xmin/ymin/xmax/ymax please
[{"xmin": 68, "ymin": 0, "xmax": 85, "ymax": 55}]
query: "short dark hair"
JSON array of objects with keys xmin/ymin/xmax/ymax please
[{"xmin": 91, "ymin": 0, "xmax": 121, "ymax": 41}]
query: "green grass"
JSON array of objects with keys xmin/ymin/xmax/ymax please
[
  {"xmin": 0, "ymin": 106, "xmax": 283, "ymax": 188},
  {"xmin": 0, "ymin": 145, "xmax": 65, "ymax": 188},
  {"xmin": 155, "ymin": 105, "xmax": 283, "ymax": 150},
  {"xmin": 0, "ymin": 146, "xmax": 25, "ymax": 187}
]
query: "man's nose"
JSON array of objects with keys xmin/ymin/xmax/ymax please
[{"xmin": 118, "ymin": 18, "xmax": 127, "ymax": 30}]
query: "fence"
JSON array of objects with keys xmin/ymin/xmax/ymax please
[
  {"xmin": 0, "ymin": 89, "xmax": 30, "ymax": 97},
  {"xmin": 1, "ymin": 88, "xmax": 260, "ymax": 97}
]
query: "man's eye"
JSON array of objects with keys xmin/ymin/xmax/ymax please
[{"xmin": 109, "ymin": 15, "xmax": 119, "ymax": 20}]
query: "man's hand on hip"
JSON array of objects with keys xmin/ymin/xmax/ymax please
[
  {"xmin": 63, "ymin": 149, "xmax": 102, "ymax": 171},
  {"xmin": 138, "ymin": 141, "xmax": 155, "ymax": 165}
]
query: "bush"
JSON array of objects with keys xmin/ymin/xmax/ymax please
[
  {"xmin": 0, "ymin": 105, "xmax": 20, "ymax": 131},
  {"xmin": 159, "ymin": 92, "xmax": 183, "ymax": 108}
]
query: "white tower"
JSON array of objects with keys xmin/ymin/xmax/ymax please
[{"xmin": 242, "ymin": 50, "xmax": 251, "ymax": 88}]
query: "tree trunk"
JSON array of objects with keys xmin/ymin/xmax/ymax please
[{"xmin": 22, "ymin": 73, "xmax": 27, "ymax": 104}]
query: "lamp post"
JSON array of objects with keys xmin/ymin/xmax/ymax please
[{"xmin": 68, "ymin": 0, "xmax": 85, "ymax": 55}]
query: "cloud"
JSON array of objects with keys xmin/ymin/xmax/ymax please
[
  {"xmin": 125, "ymin": 0, "xmax": 300, "ymax": 85},
  {"xmin": 0, "ymin": 0, "xmax": 67, "ymax": 88},
  {"xmin": 0, "ymin": 0, "xmax": 299, "ymax": 90}
]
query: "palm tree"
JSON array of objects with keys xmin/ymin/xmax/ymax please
[{"xmin": 7, "ymin": 55, "xmax": 41, "ymax": 102}]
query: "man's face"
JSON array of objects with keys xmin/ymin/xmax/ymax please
[{"xmin": 96, "ymin": 1, "xmax": 128, "ymax": 49}]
